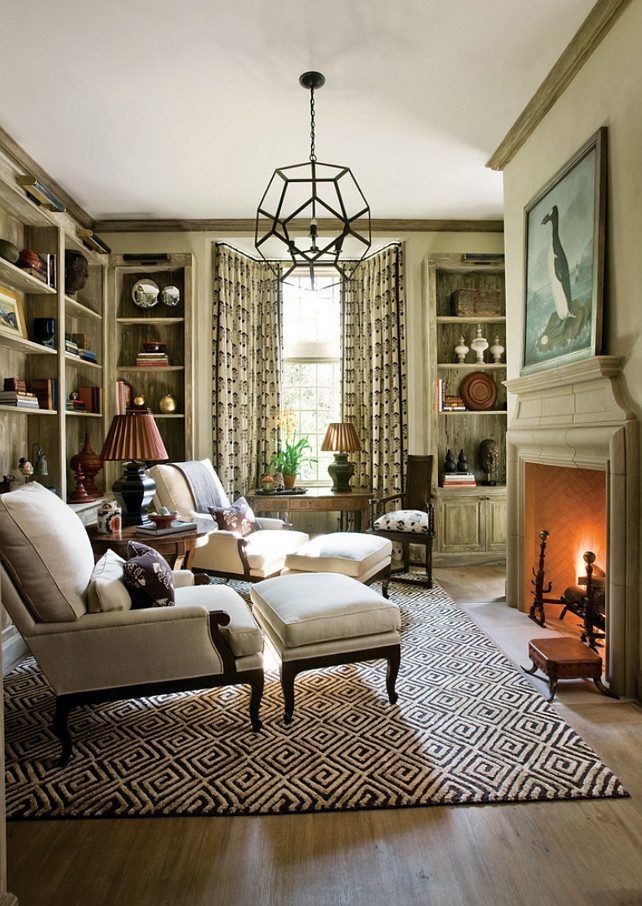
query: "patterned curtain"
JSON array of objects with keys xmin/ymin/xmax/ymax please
[
  {"xmin": 342, "ymin": 242, "xmax": 407, "ymax": 496},
  {"xmin": 212, "ymin": 243, "xmax": 282, "ymax": 496}
]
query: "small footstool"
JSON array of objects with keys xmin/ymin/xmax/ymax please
[
  {"xmin": 282, "ymin": 532, "xmax": 392, "ymax": 597},
  {"xmin": 250, "ymin": 572, "xmax": 401, "ymax": 723},
  {"xmin": 522, "ymin": 637, "xmax": 614, "ymax": 702}
]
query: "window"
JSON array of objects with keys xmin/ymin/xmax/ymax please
[{"xmin": 281, "ymin": 275, "xmax": 341, "ymax": 484}]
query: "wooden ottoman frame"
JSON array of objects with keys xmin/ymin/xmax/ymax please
[{"xmin": 250, "ymin": 573, "xmax": 401, "ymax": 724}]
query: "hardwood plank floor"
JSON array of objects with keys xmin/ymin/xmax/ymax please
[{"xmin": 6, "ymin": 566, "xmax": 642, "ymax": 906}]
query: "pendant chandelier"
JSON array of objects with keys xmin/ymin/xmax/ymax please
[{"xmin": 255, "ymin": 71, "xmax": 371, "ymax": 291}]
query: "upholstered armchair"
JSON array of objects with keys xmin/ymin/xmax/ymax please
[
  {"xmin": 148, "ymin": 459, "xmax": 309, "ymax": 582},
  {"xmin": 0, "ymin": 482, "xmax": 265, "ymax": 766},
  {"xmin": 368, "ymin": 454, "xmax": 435, "ymax": 588}
]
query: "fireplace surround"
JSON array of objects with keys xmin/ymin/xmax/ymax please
[{"xmin": 505, "ymin": 356, "xmax": 640, "ymax": 699}]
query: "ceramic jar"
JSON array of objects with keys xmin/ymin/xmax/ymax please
[{"xmin": 97, "ymin": 500, "xmax": 122, "ymax": 534}]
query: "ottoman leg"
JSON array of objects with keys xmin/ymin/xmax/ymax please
[
  {"xmin": 248, "ymin": 669, "xmax": 264, "ymax": 732},
  {"xmin": 386, "ymin": 645, "xmax": 401, "ymax": 704},
  {"xmin": 281, "ymin": 662, "xmax": 297, "ymax": 724}
]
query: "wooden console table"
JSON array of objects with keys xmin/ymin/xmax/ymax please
[
  {"xmin": 86, "ymin": 517, "xmax": 215, "ymax": 569},
  {"xmin": 247, "ymin": 488, "xmax": 372, "ymax": 532}
]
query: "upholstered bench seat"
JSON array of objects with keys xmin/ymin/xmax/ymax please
[
  {"xmin": 282, "ymin": 532, "xmax": 392, "ymax": 596},
  {"xmin": 250, "ymin": 572, "xmax": 401, "ymax": 723}
]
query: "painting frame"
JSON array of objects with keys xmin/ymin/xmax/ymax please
[
  {"xmin": 0, "ymin": 285, "xmax": 28, "ymax": 340},
  {"xmin": 522, "ymin": 127, "xmax": 607, "ymax": 375}
]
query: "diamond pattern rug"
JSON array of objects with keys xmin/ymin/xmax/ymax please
[{"xmin": 3, "ymin": 578, "xmax": 628, "ymax": 819}]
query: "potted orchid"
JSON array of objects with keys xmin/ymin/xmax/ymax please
[{"xmin": 270, "ymin": 406, "xmax": 316, "ymax": 488}]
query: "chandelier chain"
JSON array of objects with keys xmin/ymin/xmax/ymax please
[{"xmin": 309, "ymin": 87, "xmax": 317, "ymax": 162}]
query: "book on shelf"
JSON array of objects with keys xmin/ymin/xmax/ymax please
[
  {"xmin": 0, "ymin": 391, "xmax": 40, "ymax": 409},
  {"xmin": 77, "ymin": 385, "xmax": 102, "ymax": 414},
  {"xmin": 80, "ymin": 349, "xmax": 97, "ymax": 363},
  {"xmin": 135, "ymin": 521, "xmax": 198, "ymax": 536},
  {"xmin": 440, "ymin": 472, "xmax": 477, "ymax": 487},
  {"xmin": 115, "ymin": 380, "xmax": 132, "ymax": 414},
  {"xmin": 30, "ymin": 378, "xmax": 57, "ymax": 410},
  {"xmin": 66, "ymin": 399, "xmax": 86, "ymax": 411},
  {"xmin": 4, "ymin": 378, "xmax": 27, "ymax": 392}
]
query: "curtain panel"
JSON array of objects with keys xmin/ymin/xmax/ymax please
[
  {"xmin": 342, "ymin": 243, "xmax": 408, "ymax": 496},
  {"xmin": 212, "ymin": 244, "xmax": 282, "ymax": 496}
]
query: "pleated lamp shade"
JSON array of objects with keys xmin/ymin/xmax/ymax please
[
  {"xmin": 321, "ymin": 423, "xmax": 361, "ymax": 492},
  {"xmin": 100, "ymin": 413, "xmax": 168, "ymax": 463},
  {"xmin": 321, "ymin": 422, "xmax": 361, "ymax": 453},
  {"xmin": 100, "ymin": 414, "xmax": 168, "ymax": 526}
]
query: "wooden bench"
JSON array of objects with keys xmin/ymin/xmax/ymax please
[{"xmin": 522, "ymin": 637, "xmax": 614, "ymax": 702}]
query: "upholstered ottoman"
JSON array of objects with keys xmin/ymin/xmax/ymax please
[
  {"xmin": 282, "ymin": 532, "xmax": 392, "ymax": 597},
  {"xmin": 250, "ymin": 572, "xmax": 401, "ymax": 723}
]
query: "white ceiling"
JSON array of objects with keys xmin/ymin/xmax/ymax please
[{"xmin": 0, "ymin": 0, "xmax": 596, "ymax": 223}]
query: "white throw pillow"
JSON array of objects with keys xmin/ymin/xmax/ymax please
[{"xmin": 87, "ymin": 549, "xmax": 132, "ymax": 613}]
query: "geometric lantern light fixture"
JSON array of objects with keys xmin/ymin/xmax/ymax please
[{"xmin": 255, "ymin": 71, "xmax": 371, "ymax": 291}]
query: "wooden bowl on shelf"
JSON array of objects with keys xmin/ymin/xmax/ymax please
[{"xmin": 143, "ymin": 341, "xmax": 166, "ymax": 353}]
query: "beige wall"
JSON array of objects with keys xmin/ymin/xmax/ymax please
[
  {"xmin": 502, "ymin": 1, "xmax": 642, "ymax": 405},
  {"xmin": 104, "ymin": 230, "xmax": 504, "ymax": 461},
  {"xmin": 501, "ymin": 1, "xmax": 642, "ymax": 672}
]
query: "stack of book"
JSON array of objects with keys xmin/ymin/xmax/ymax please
[
  {"xmin": 136, "ymin": 351, "xmax": 169, "ymax": 367},
  {"xmin": 440, "ymin": 471, "xmax": 477, "ymax": 488},
  {"xmin": 436, "ymin": 380, "xmax": 467, "ymax": 412},
  {"xmin": 66, "ymin": 396, "xmax": 86, "ymax": 412},
  {"xmin": 442, "ymin": 395, "xmax": 466, "ymax": 412},
  {"xmin": 65, "ymin": 335, "xmax": 80, "ymax": 357},
  {"xmin": 0, "ymin": 389, "xmax": 39, "ymax": 409}
]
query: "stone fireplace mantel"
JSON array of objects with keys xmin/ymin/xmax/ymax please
[{"xmin": 504, "ymin": 355, "xmax": 640, "ymax": 699}]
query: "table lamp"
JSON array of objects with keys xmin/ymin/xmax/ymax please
[
  {"xmin": 321, "ymin": 422, "xmax": 361, "ymax": 492},
  {"xmin": 100, "ymin": 413, "xmax": 168, "ymax": 525}
]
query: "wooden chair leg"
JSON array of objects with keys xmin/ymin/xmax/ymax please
[
  {"xmin": 386, "ymin": 646, "xmax": 401, "ymax": 704},
  {"xmin": 247, "ymin": 670, "xmax": 264, "ymax": 731}
]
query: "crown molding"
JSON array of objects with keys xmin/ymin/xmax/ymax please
[
  {"xmin": 93, "ymin": 217, "xmax": 503, "ymax": 234},
  {"xmin": 487, "ymin": 0, "xmax": 631, "ymax": 171}
]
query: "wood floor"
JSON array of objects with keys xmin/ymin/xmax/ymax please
[{"xmin": 6, "ymin": 565, "xmax": 642, "ymax": 906}]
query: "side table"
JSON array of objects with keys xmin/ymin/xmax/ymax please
[{"xmin": 85, "ymin": 517, "xmax": 216, "ymax": 569}]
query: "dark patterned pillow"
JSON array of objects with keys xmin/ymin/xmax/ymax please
[
  {"xmin": 123, "ymin": 541, "xmax": 175, "ymax": 608},
  {"xmin": 209, "ymin": 496, "xmax": 260, "ymax": 537}
]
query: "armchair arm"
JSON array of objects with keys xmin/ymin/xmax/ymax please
[
  {"xmin": 368, "ymin": 492, "xmax": 404, "ymax": 527},
  {"xmin": 257, "ymin": 517, "xmax": 292, "ymax": 530},
  {"xmin": 209, "ymin": 610, "xmax": 235, "ymax": 672}
]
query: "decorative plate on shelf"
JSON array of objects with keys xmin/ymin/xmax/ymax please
[{"xmin": 459, "ymin": 371, "xmax": 498, "ymax": 411}]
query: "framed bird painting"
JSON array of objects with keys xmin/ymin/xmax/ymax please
[{"xmin": 522, "ymin": 127, "xmax": 607, "ymax": 375}]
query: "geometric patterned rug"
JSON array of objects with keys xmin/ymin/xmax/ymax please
[{"xmin": 3, "ymin": 578, "xmax": 628, "ymax": 819}]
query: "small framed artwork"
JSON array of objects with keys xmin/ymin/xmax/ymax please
[
  {"xmin": 522, "ymin": 127, "xmax": 607, "ymax": 375},
  {"xmin": 0, "ymin": 285, "xmax": 28, "ymax": 340}
]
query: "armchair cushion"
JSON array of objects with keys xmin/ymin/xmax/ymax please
[
  {"xmin": 0, "ymin": 482, "xmax": 93, "ymax": 622},
  {"xmin": 124, "ymin": 542, "xmax": 175, "ymax": 608},
  {"xmin": 87, "ymin": 550, "xmax": 132, "ymax": 614},
  {"xmin": 209, "ymin": 496, "xmax": 260, "ymax": 537},
  {"xmin": 148, "ymin": 459, "xmax": 229, "ymax": 518},
  {"xmin": 373, "ymin": 509, "xmax": 431, "ymax": 535}
]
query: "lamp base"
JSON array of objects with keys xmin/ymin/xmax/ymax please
[
  {"xmin": 327, "ymin": 453, "xmax": 355, "ymax": 493},
  {"xmin": 112, "ymin": 461, "xmax": 156, "ymax": 526}
]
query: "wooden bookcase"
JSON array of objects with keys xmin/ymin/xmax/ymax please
[
  {"xmin": 427, "ymin": 253, "xmax": 507, "ymax": 564},
  {"xmin": 0, "ymin": 152, "xmax": 108, "ymax": 504},
  {"xmin": 106, "ymin": 253, "xmax": 194, "ymax": 490}
]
